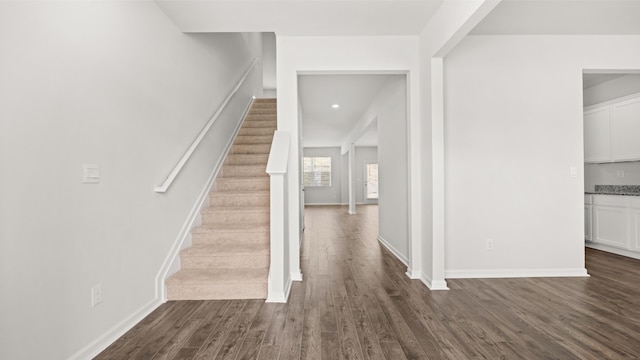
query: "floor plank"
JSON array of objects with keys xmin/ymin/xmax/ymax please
[{"xmin": 95, "ymin": 205, "xmax": 640, "ymax": 359}]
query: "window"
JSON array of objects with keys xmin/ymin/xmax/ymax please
[{"xmin": 303, "ymin": 157, "xmax": 331, "ymax": 187}]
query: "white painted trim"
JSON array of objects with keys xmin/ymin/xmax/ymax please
[
  {"xmin": 154, "ymin": 58, "xmax": 260, "ymax": 193},
  {"xmin": 266, "ymin": 131, "xmax": 291, "ymax": 174},
  {"xmin": 405, "ymin": 269, "xmax": 421, "ymax": 280},
  {"xmin": 291, "ymin": 270, "xmax": 303, "ymax": 281},
  {"xmin": 586, "ymin": 243, "xmax": 640, "ymax": 260},
  {"xmin": 445, "ymin": 268, "xmax": 590, "ymax": 279},
  {"xmin": 377, "ymin": 235, "xmax": 409, "ymax": 266},
  {"xmin": 67, "ymin": 298, "xmax": 161, "ymax": 360},
  {"xmin": 267, "ymin": 131, "xmax": 292, "ymax": 303},
  {"xmin": 420, "ymin": 273, "xmax": 449, "ymax": 290},
  {"xmin": 266, "ymin": 273, "xmax": 292, "ymax": 303},
  {"xmin": 303, "ymin": 202, "xmax": 370, "ymax": 206},
  {"xmin": 155, "ymin": 97, "xmax": 255, "ymax": 301}
]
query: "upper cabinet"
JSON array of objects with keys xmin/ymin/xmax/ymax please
[
  {"xmin": 584, "ymin": 106, "xmax": 611, "ymax": 163},
  {"xmin": 612, "ymin": 97, "xmax": 640, "ymax": 161},
  {"xmin": 585, "ymin": 93, "xmax": 640, "ymax": 163}
]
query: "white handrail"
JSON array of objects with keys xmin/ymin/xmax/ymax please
[
  {"xmin": 154, "ymin": 58, "xmax": 260, "ymax": 193},
  {"xmin": 266, "ymin": 131, "xmax": 290, "ymax": 175}
]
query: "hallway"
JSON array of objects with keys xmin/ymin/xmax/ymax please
[{"xmin": 96, "ymin": 205, "xmax": 640, "ymax": 359}]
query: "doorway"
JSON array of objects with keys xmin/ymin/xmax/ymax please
[{"xmin": 365, "ymin": 162, "xmax": 379, "ymax": 201}]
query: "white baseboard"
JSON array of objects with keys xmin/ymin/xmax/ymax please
[
  {"xmin": 405, "ymin": 269, "xmax": 421, "ymax": 280},
  {"xmin": 291, "ymin": 269, "xmax": 303, "ymax": 281},
  {"xmin": 377, "ymin": 235, "xmax": 409, "ymax": 266},
  {"xmin": 303, "ymin": 202, "xmax": 372, "ymax": 206},
  {"xmin": 586, "ymin": 243, "xmax": 640, "ymax": 260},
  {"xmin": 266, "ymin": 275, "xmax": 292, "ymax": 303},
  {"xmin": 445, "ymin": 268, "xmax": 590, "ymax": 279},
  {"xmin": 304, "ymin": 202, "xmax": 344, "ymax": 206},
  {"xmin": 67, "ymin": 298, "xmax": 161, "ymax": 360},
  {"xmin": 155, "ymin": 97, "xmax": 255, "ymax": 301},
  {"xmin": 420, "ymin": 273, "xmax": 449, "ymax": 290}
]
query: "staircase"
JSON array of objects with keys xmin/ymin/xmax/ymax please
[{"xmin": 165, "ymin": 98, "xmax": 276, "ymax": 300}]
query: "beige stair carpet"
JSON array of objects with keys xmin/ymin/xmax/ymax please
[{"xmin": 166, "ymin": 98, "xmax": 276, "ymax": 300}]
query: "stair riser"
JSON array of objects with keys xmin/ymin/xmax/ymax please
[
  {"xmin": 181, "ymin": 255, "xmax": 269, "ymax": 269},
  {"xmin": 191, "ymin": 232, "xmax": 269, "ymax": 245},
  {"xmin": 221, "ymin": 167, "xmax": 268, "ymax": 178},
  {"xmin": 234, "ymin": 135, "xmax": 274, "ymax": 145},
  {"xmin": 167, "ymin": 284, "xmax": 267, "ymax": 300},
  {"xmin": 201, "ymin": 211, "xmax": 269, "ymax": 225},
  {"xmin": 243, "ymin": 121, "xmax": 277, "ymax": 129},
  {"xmin": 210, "ymin": 195, "xmax": 269, "ymax": 207},
  {"xmin": 216, "ymin": 180, "xmax": 270, "ymax": 192},
  {"xmin": 230, "ymin": 144, "xmax": 271, "ymax": 155},
  {"xmin": 246, "ymin": 114, "xmax": 276, "ymax": 121},
  {"xmin": 248, "ymin": 109, "xmax": 276, "ymax": 115},
  {"xmin": 224, "ymin": 155, "xmax": 269, "ymax": 165},
  {"xmin": 238, "ymin": 128, "xmax": 275, "ymax": 136}
]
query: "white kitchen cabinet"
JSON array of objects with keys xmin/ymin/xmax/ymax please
[
  {"xmin": 585, "ymin": 204, "xmax": 592, "ymax": 241},
  {"xmin": 584, "ymin": 195, "xmax": 592, "ymax": 241},
  {"xmin": 593, "ymin": 196, "xmax": 629, "ymax": 249},
  {"xmin": 584, "ymin": 106, "xmax": 611, "ymax": 163},
  {"xmin": 630, "ymin": 198, "xmax": 640, "ymax": 252},
  {"xmin": 612, "ymin": 97, "xmax": 640, "ymax": 161}
]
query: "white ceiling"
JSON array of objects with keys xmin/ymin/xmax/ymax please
[
  {"xmin": 298, "ymin": 75, "xmax": 399, "ymax": 148},
  {"xmin": 155, "ymin": 0, "xmax": 443, "ymax": 35},
  {"xmin": 471, "ymin": 0, "xmax": 640, "ymax": 35}
]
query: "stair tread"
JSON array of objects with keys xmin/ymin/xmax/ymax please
[
  {"xmin": 181, "ymin": 243, "xmax": 269, "ymax": 257},
  {"xmin": 166, "ymin": 268, "xmax": 267, "ymax": 285}
]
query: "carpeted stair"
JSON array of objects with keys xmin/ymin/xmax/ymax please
[{"xmin": 165, "ymin": 98, "xmax": 276, "ymax": 300}]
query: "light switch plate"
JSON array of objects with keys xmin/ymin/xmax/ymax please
[
  {"xmin": 83, "ymin": 164, "xmax": 100, "ymax": 184},
  {"xmin": 569, "ymin": 166, "xmax": 577, "ymax": 178}
]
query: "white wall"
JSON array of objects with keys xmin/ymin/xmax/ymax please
[
  {"xmin": 262, "ymin": 32, "xmax": 277, "ymax": 96},
  {"xmin": 584, "ymin": 74, "xmax": 640, "ymax": 107},
  {"xmin": 376, "ymin": 80, "xmax": 409, "ymax": 260},
  {"xmin": 443, "ymin": 35, "xmax": 640, "ymax": 277},
  {"xmin": 277, "ymin": 36, "xmax": 421, "ymax": 283},
  {"xmin": 0, "ymin": 2, "xmax": 262, "ymax": 359}
]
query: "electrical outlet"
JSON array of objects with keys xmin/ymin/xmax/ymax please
[
  {"xmin": 486, "ymin": 239, "xmax": 494, "ymax": 250},
  {"xmin": 91, "ymin": 283, "xmax": 103, "ymax": 307},
  {"xmin": 617, "ymin": 170, "xmax": 625, "ymax": 178}
]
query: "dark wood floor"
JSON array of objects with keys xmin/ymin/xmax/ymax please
[{"xmin": 95, "ymin": 205, "xmax": 640, "ymax": 359}]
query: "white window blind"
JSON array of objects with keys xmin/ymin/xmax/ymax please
[{"xmin": 303, "ymin": 157, "xmax": 331, "ymax": 187}]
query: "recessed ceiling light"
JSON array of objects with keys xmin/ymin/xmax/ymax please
[{"xmin": 331, "ymin": 104, "xmax": 340, "ymax": 109}]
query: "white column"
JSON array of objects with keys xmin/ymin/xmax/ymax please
[{"xmin": 348, "ymin": 143, "xmax": 356, "ymax": 215}]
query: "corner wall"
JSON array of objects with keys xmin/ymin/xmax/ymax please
[
  {"xmin": 0, "ymin": 2, "xmax": 262, "ymax": 359},
  {"xmin": 443, "ymin": 35, "xmax": 640, "ymax": 277}
]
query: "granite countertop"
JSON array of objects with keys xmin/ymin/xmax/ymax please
[{"xmin": 586, "ymin": 185, "xmax": 640, "ymax": 196}]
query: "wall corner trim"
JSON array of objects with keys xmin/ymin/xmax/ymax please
[
  {"xmin": 67, "ymin": 298, "xmax": 162, "ymax": 360},
  {"xmin": 291, "ymin": 270, "xmax": 303, "ymax": 282},
  {"xmin": 420, "ymin": 273, "xmax": 450, "ymax": 291},
  {"xmin": 266, "ymin": 275, "xmax": 292, "ymax": 303},
  {"xmin": 377, "ymin": 234, "xmax": 409, "ymax": 266}
]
